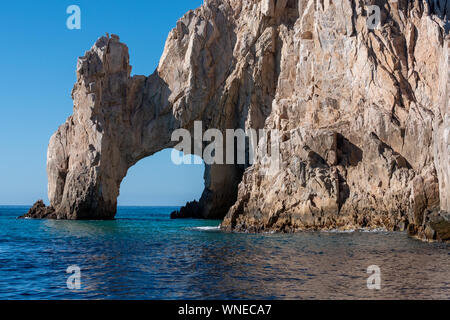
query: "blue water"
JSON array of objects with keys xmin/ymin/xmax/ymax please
[{"xmin": 0, "ymin": 206, "xmax": 449, "ymax": 300}]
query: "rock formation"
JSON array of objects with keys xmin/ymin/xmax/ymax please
[
  {"xmin": 24, "ymin": 0, "xmax": 449, "ymax": 241},
  {"xmin": 221, "ymin": 0, "xmax": 450, "ymax": 243},
  {"xmin": 21, "ymin": 200, "xmax": 56, "ymax": 219}
]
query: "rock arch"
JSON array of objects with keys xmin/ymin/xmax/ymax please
[
  {"xmin": 28, "ymin": 1, "xmax": 282, "ymax": 220},
  {"xmin": 25, "ymin": 1, "xmax": 450, "ymax": 242}
]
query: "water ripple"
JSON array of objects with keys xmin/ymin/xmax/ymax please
[{"xmin": 0, "ymin": 206, "xmax": 448, "ymax": 299}]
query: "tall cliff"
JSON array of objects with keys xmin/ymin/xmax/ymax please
[{"xmin": 25, "ymin": 0, "xmax": 450, "ymax": 241}]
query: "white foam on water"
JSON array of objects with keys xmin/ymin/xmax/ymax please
[
  {"xmin": 191, "ymin": 226, "xmax": 221, "ymax": 231},
  {"xmin": 322, "ymin": 229, "xmax": 356, "ymax": 233},
  {"xmin": 360, "ymin": 227, "xmax": 388, "ymax": 233},
  {"xmin": 322, "ymin": 228, "xmax": 388, "ymax": 233}
]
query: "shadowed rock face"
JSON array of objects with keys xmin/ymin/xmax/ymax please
[{"xmin": 25, "ymin": 0, "xmax": 449, "ymax": 241}]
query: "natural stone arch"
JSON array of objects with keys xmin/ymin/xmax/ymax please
[
  {"xmin": 24, "ymin": 0, "xmax": 450, "ymax": 242},
  {"xmin": 46, "ymin": 34, "xmax": 247, "ymax": 220},
  {"xmin": 30, "ymin": 1, "xmax": 281, "ymax": 220}
]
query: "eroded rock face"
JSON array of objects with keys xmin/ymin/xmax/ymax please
[
  {"xmin": 25, "ymin": 1, "xmax": 449, "ymax": 241},
  {"xmin": 26, "ymin": 1, "xmax": 268, "ymax": 220},
  {"xmin": 222, "ymin": 0, "xmax": 450, "ymax": 242}
]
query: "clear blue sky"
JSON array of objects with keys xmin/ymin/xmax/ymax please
[{"xmin": 0, "ymin": 0, "xmax": 205, "ymax": 206}]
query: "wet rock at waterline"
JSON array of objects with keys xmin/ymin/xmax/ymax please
[
  {"xmin": 24, "ymin": 1, "xmax": 450, "ymax": 242},
  {"xmin": 21, "ymin": 200, "xmax": 56, "ymax": 219}
]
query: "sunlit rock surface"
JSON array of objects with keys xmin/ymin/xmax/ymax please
[{"xmin": 25, "ymin": 1, "xmax": 449, "ymax": 241}]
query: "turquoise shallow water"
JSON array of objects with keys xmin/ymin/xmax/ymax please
[{"xmin": 0, "ymin": 205, "xmax": 449, "ymax": 300}]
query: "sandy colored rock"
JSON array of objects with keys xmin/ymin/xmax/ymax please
[
  {"xmin": 24, "ymin": 1, "xmax": 449, "ymax": 242},
  {"xmin": 223, "ymin": 1, "xmax": 449, "ymax": 242}
]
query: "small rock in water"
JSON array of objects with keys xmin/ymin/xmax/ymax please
[{"xmin": 20, "ymin": 200, "xmax": 56, "ymax": 219}]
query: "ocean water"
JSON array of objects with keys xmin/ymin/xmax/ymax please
[{"xmin": 0, "ymin": 205, "xmax": 449, "ymax": 300}]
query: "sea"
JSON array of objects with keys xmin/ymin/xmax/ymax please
[{"xmin": 0, "ymin": 206, "xmax": 448, "ymax": 300}]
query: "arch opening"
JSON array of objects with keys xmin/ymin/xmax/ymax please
[
  {"xmin": 118, "ymin": 149, "xmax": 205, "ymax": 207},
  {"xmin": 117, "ymin": 147, "xmax": 244, "ymax": 220}
]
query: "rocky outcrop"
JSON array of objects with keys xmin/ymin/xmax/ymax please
[
  {"xmin": 222, "ymin": 0, "xmax": 450, "ymax": 242},
  {"xmin": 26, "ymin": 4, "xmax": 252, "ymax": 220},
  {"xmin": 21, "ymin": 200, "xmax": 56, "ymax": 219},
  {"xmin": 25, "ymin": 1, "xmax": 449, "ymax": 241}
]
